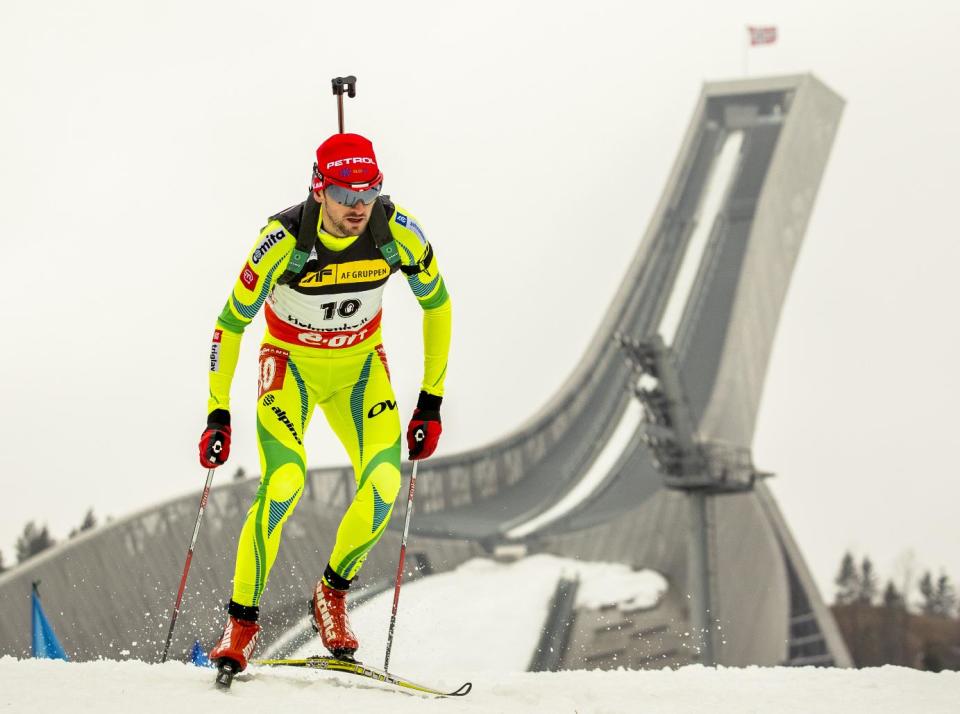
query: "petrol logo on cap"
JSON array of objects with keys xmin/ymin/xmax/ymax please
[{"xmin": 325, "ymin": 157, "xmax": 375, "ymax": 169}]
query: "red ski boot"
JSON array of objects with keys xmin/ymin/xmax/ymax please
[
  {"xmin": 210, "ymin": 603, "xmax": 261, "ymax": 685},
  {"xmin": 312, "ymin": 579, "xmax": 358, "ymax": 660}
]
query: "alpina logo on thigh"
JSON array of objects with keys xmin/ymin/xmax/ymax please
[
  {"xmin": 270, "ymin": 405, "xmax": 302, "ymax": 445},
  {"xmin": 258, "ymin": 345, "xmax": 289, "ymax": 397}
]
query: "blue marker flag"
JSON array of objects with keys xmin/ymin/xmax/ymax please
[
  {"xmin": 31, "ymin": 584, "xmax": 69, "ymax": 660},
  {"xmin": 190, "ymin": 640, "xmax": 211, "ymax": 667}
]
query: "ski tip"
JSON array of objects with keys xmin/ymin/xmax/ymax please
[{"xmin": 450, "ymin": 681, "xmax": 472, "ymax": 697}]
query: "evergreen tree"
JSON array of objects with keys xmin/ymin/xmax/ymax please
[
  {"xmin": 0, "ymin": 549, "xmax": 6, "ymax": 574},
  {"xmin": 882, "ymin": 579, "xmax": 905, "ymax": 608},
  {"xmin": 80, "ymin": 508, "xmax": 96, "ymax": 531},
  {"xmin": 919, "ymin": 571, "xmax": 938, "ymax": 616},
  {"xmin": 233, "ymin": 466, "xmax": 247, "ymax": 481},
  {"xmin": 835, "ymin": 551, "xmax": 860, "ymax": 605},
  {"xmin": 69, "ymin": 508, "xmax": 98, "ymax": 538},
  {"xmin": 15, "ymin": 522, "xmax": 55, "ymax": 563},
  {"xmin": 858, "ymin": 557, "xmax": 879, "ymax": 605},
  {"xmin": 934, "ymin": 573, "xmax": 957, "ymax": 618}
]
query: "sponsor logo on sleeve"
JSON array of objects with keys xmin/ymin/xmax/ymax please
[
  {"xmin": 209, "ymin": 329, "xmax": 223, "ymax": 372},
  {"xmin": 410, "ymin": 221, "xmax": 428, "ymax": 246},
  {"xmin": 252, "ymin": 229, "xmax": 285, "ymax": 265},
  {"xmin": 240, "ymin": 262, "xmax": 259, "ymax": 291},
  {"xmin": 394, "ymin": 212, "xmax": 408, "ymax": 227}
]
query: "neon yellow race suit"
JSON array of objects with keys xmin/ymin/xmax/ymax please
[{"xmin": 208, "ymin": 197, "xmax": 451, "ymax": 607}]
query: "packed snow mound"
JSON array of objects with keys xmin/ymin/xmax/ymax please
[
  {"xmin": 284, "ymin": 555, "xmax": 667, "ymax": 673},
  {"xmin": 2, "ymin": 658, "xmax": 958, "ymax": 713}
]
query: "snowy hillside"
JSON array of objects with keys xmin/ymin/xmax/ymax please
[
  {"xmin": 3, "ymin": 658, "xmax": 957, "ymax": 713},
  {"xmin": 281, "ymin": 556, "xmax": 668, "ymax": 673},
  {"xmin": 6, "ymin": 557, "xmax": 957, "ymax": 713}
]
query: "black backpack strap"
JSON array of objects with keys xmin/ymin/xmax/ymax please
[
  {"xmin": 368, "ymin": 196, "xmax": 401, "ymax": 270},
  {"xmin": 276, "ymin": 195, "xmax": 320, "ymax": 285},
  {"xmin": 373, "ymin": 195, "xmax": 433, "ymax": 276},
  {"xmin": 275, "ymin": 194, "xmax": 402, "ymax": 284}
]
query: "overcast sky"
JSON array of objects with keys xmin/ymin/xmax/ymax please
[{"xmin": 2, "ymin": 0, "xmax": 958, "ymax": 604}]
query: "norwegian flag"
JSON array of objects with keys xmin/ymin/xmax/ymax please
[{"xmin": 747, "ymin": 25, "xmax": 777, "ymax": 46}]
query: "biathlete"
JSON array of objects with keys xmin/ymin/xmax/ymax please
[{"xmin": 198, "ymin": 132, "xmax": 451, "ymax": 673}]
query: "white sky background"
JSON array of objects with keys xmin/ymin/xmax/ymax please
[{"xmin": 1, "ymin": 0, "xmax": 958, "ymax": 604}]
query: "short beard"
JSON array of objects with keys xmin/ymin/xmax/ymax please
[{"xmin": 329, "ymin": 216, "xmax": 365, "ymax": 237}]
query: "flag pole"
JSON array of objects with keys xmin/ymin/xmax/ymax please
[{"xmin": 743, "ymin": 26, "xmax": 749, "ymax": 77}]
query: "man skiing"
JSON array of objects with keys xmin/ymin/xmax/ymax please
[{"xmin": 198, "ymin": 132, "xmax": 451, "ymax": 675}]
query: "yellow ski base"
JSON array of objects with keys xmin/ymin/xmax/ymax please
[{"xmin": 250, "ymin": 656, "xmax": 472, "ymax": 697}]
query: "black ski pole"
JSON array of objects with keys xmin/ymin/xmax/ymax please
[
  {"xmin": 384, "ymin": 460, "xmax": 420, "ymax": 672},
  {"xmin": 160, "ymin": 468, "xmax": 215, "ymax": 663},
  {"xmin": 331, "ymin": 75, "xmax": 357, "ymax": 133}
]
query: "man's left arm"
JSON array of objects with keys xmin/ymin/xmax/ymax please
[{"xmin": 390, "ymin": 208, "xmax": 451, "ymax": 459}]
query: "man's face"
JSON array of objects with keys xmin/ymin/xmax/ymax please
[{"xmin": 315, "ymin": 186, "xmax": 377, "ymax": 237}]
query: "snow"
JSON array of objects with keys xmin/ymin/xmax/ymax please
[
  {"xmin": 289, "ymin": 555, "xmax": 666, "ymax": 674},
  {"xmin": 7, "ymin": 557, "xmax": 954, "ymax": 712},
  {"xmin": 2, "ymin": 657, "xmax": 957, "ymax": 714},
  {"xmin": 571, "ymin": 560, "xmax": 667, "ymax": 612},
  {"xmin": 506, "ymin": 400, "xmax": 644, "ymax": 539}
]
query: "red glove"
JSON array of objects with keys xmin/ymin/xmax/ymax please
[
  {"xmin": 406, "ymin": 392, "xmax": 442, "ymax": 460},
  {"xmin": 199, "ymin": 409, "xmax": 232, "ymax": 468}
]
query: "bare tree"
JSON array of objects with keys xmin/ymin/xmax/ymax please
[
  {"xmin": 919, "ymin": 571, "xmax": 936, "ymax": 615},
  {"xmin": 892, "ymin": 549, "xmax": 917, "ymax": 612}
]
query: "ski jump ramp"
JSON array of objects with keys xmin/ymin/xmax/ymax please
[{"xmin": 0, "ymin": 74, "xmax": 848, "ymax": 668}]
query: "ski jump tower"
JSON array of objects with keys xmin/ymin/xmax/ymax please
[{"xmin": 0, "ymin": 75, "xmax": 848, "ymax": 668}]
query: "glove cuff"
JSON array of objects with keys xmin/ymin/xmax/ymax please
[
  {"xmin": 208, "ymin": 408, "xmax": 231, "ymax": 427},
  {"xmin": 416, "ymin": 391, "xmax": 442, "ymax": 413}
]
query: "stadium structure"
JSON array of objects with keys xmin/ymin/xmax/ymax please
[{"xmin": 0, "ymin": 74, "xmax": 850, "ymax": 670}]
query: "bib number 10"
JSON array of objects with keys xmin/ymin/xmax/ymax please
[{"xmin": 321, "ymin": 299, "xmax": 361, "ymax": 320}]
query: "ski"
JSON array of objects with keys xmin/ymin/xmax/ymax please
[{"xmin": 249, "ymin": 656, "xmax": 472, "ymax": 697}]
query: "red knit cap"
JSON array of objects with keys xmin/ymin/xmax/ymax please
[{"xmin": 313, "ymin": 133, "xmax": 383, "ymax": 190}]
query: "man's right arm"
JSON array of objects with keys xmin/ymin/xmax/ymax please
[{"xmin": 207, "ymin": 220, "xmax": 295, "ymax": 419}]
